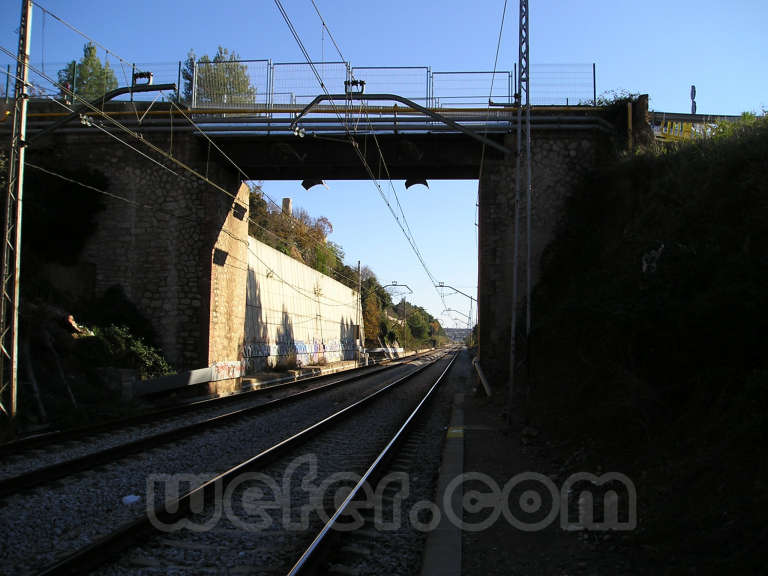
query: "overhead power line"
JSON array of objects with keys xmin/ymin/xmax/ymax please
[
  {"xmin": 1, "ymin": 39, "xmax": 362, "ymax": 289},
  {"xmin": 23, "ymin": 162, "xmax": 357, "ymax": 307},
  {"xmin": 4, "ymin": 0, "xmax": 365, "ymax": 288},
  {"xmin": 276, "ymin": 0, "xmax": 447, "ymax": 306}
]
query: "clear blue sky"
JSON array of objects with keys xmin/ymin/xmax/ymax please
[{"xmin": 3, "ymin": 1, "xmax": 766, "ymax": 326}]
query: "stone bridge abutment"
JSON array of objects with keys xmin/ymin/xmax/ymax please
[
  {"xmin": 478, "ymin": 130, "xmax": 610, "ymax": 390},
  {"xmin": 13, "ymin": 99, "xmax": 636, "ymax": 393},
  {"xmin": 26, "ymin": 130, "xmax": 249, "ymax": 374}
]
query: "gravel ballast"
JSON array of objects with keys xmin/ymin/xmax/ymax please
[{"xmin": 0, "ymin": 360, "xmax": 433, "ymax": 576}]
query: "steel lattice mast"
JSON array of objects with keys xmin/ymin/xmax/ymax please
[
  {"xmin": 1, "ymin": 0, "xmax": 32, "ymax": 433},
  {"xmin": 509, "ymin": 0, "xmax": 531, "ymax": 398}
]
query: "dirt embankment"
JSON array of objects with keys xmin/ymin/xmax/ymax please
[{"xmin": 523, "ymin": 116, "xmax": 768, "ymax": 572}]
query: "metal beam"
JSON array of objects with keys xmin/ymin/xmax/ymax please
[
  {"xmin": 26, "ymin": 82, "xmax": 177, "ymax": 144},
  {"xmin": 290, "ymin": 93, "xmax": 513, "ymax": 155}
]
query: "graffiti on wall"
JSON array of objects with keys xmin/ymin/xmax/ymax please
[
  {"xmin": 210, "ymin": 360, "xmax": 244, "ymax": 381},
  {"xmin": 242, "ymin": 337, "xmax": 358, "ymax": 373}
]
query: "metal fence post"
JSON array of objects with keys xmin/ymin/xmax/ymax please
[
  {"xmin": 176, "ymin": 60, "xmax": 182, "ymax": 103},
  {"xmin": 191, "ymin": 60, "xmax": 197, "ymax": 108},
  {"xmin": 593, "ymin": 62, "xmax": 597, "ymax": 106},
  {"xmin": 513, "ymin": 63, "xmax": 517, "ymax": 98},
  {"xmin": 268, "ymin": 60, "xmax": 275, "ymax": 116},
  {"xmin": 428, "ymin": 68, "xmax": 433, "ymax": 108}
]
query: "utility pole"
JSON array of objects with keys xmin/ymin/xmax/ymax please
[
  {"xmin": 0, "ymin": 0, "xmax": 32, "ymax": 434},
  {"xmin": 510, "ymin": 0, "xmax": 531, "ymax": 403},
  {"xmin": 403, "ymin": 297, "xmax": 408, "ymax": 354},
  {"xmin": 356, "ymin": 260, "xmax": 365, "ymax": 364}
]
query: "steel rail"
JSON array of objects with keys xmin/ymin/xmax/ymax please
[
  {"xmin": 286, "ymin": 350, "xmax": 459, "ymax": 575},
  {"xmin": 32, "ymin": 350, "xmax": 450, "ymax": 576},
  {"xmin": 0, "ymin": 355, "xmax": 433, "ymax": 498},
  {"xmin": 0, "ymin": 358, "xmax": 401, "ymax": 458}
]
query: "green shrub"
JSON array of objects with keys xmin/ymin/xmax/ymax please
[{"xmin": 75, "ymin": 324, "xmax": 173, "ymax": 380}]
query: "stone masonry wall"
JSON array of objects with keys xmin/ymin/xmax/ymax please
[
  {"xmin": 478, "ymin": 131, "xmax": 607, "ymax": 390},
  {"xmin": 28, "ymin": 131, "xmax": 244, "ymax": 370},
  {"xmin": 208, "ymin": 182, "xmax": 250, "ymax": 367}
]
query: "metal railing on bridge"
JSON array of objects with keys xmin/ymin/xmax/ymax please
[
  {"xmin": 3, "ymin": 57, "xmax": 597, "ymax": 111},
  {"xmin": 187, "ymin": 60, "xmax": 597, "ymax": 110}
]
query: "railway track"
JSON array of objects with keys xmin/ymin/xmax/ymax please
[
  {"xmin": 0, "ymin": 349, "xmax": 453, "ymax": 575},
  {"xmin": 0, "ymin": 354, "xmax": 433, "ymax": 493},
  {"xmin": 0, "ymin": 354, "xmax": 424, "ymax": 459},
  {"xmin": 287, "ymin": 350, "xmax": 461, "ymax": 576}
]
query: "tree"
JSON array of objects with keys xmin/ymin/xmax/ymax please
[
  {"xmin": 406, "ymin": 306, "xmax": 430, "ymax": 341},
  {"xmin": 362, "ymin": 297, "xmax": 380, "ymax": 344},
  {"xmin": 57, "ymin": 43, "xmax": 118, "ymax": 102},
  {"xmin": 182, "ymin": 47, "xmax": 256, "ymax": 106}
]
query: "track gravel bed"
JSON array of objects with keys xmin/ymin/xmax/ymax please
[
  {"xmin": 0, "ymin": 360, "xmax": 430, "ymax": 576},
  {"xmin": 0, "ymin": 364, "xmax": 400, "ymax": 482},
  {"xmin": 318, "ymin": 351, "xmax": 462, "ymax": 576},
  {"xmin": 92, "ymin": 354, "xmax": 455, "ymax": 576}
]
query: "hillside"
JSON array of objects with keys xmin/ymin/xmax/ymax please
[{"xmin": 525, "ymin": 114, "xmax": 768, "ymax": 570}]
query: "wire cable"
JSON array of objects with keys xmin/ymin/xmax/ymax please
[
  {"xmin": 282, "ymin": 0, "xmax": 447, "ymax": 305},
  {"xmin": 310, "ymin": 0, "xmax": 347, "ymax": 63},
  {"xmin": 24, "ymin": 162, "xmax": 362, "ymax": 308},
  {"xmin": 154, "ymin": 89, "xmax": 362, "ymax": 289},
  {"xmin": 3, "ymin": 44, "xmax": 362, "ymax": 290}
]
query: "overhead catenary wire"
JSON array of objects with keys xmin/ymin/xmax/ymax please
[
  {"xmin": 30, "ymin": 1, "xmax": 132, "ymax": 68},
  {"xmin": 310, "ymin": 0, "xmax": 347, "ymax": 64},
  {"xmin": 2, "ymin": 2, "xmax": 364, "ymax": 289},
  {"xmin": 472, "ymin": 0, "xmax": 510, "ymax": 329},
  {"xmin": 279, "ymin": 0, "xmax": 448, "ymax": 307},
  {"xmin": 2, "ymin": 46, "xmax": 359, "ymax": 303},
  {"xmin": 304, "ymin": 1, "xmax": 437, "ymax": 284},
  {"xmin": 1, "ymin": 42, "xmax": 363, "ymax": 290},
  {"xmin": 154, "ymin": 89, "xmax": 364, "ymax": 289},
  {"xmin": 23, "ymin": 162, "xmax": 359, "ymax": 308},
  {"xmin": 302, "ymin": 2, "xmax": 481, "ymax": 321}
]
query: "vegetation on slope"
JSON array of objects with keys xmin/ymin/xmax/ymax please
[
  {"xmin": 526, "ymin": 113, "xmax": 768, "ymax": 570},
  {"xmin": 249, "ymin": 185, "xmax": 446, "ymax": 349}
]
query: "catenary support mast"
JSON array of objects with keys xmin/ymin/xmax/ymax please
[
  {"xmin": 509, "ymin": 0, "xmax": 531, "ymax": 401},
  {"xmin": 1, "ymin": 0, "xmax": 32, "ymax": 434}
]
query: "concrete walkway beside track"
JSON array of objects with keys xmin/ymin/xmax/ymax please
[{"xmin": 421, "ymin": 349, "xmax": 655, "ymax": 576}]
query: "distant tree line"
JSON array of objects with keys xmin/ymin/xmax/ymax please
[{"xmin": 248, "ymin": 184, "xmax": 446, "ymax": 349}]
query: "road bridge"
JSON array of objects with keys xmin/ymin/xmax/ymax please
[{"xmin": 3, "ymin": 89, "xmax": 645, "ymax": 393}]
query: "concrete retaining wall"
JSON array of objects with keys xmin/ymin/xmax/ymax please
[{"xmin": 244, "ymin": 237, "xmax": 362, "ymax": 373}]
